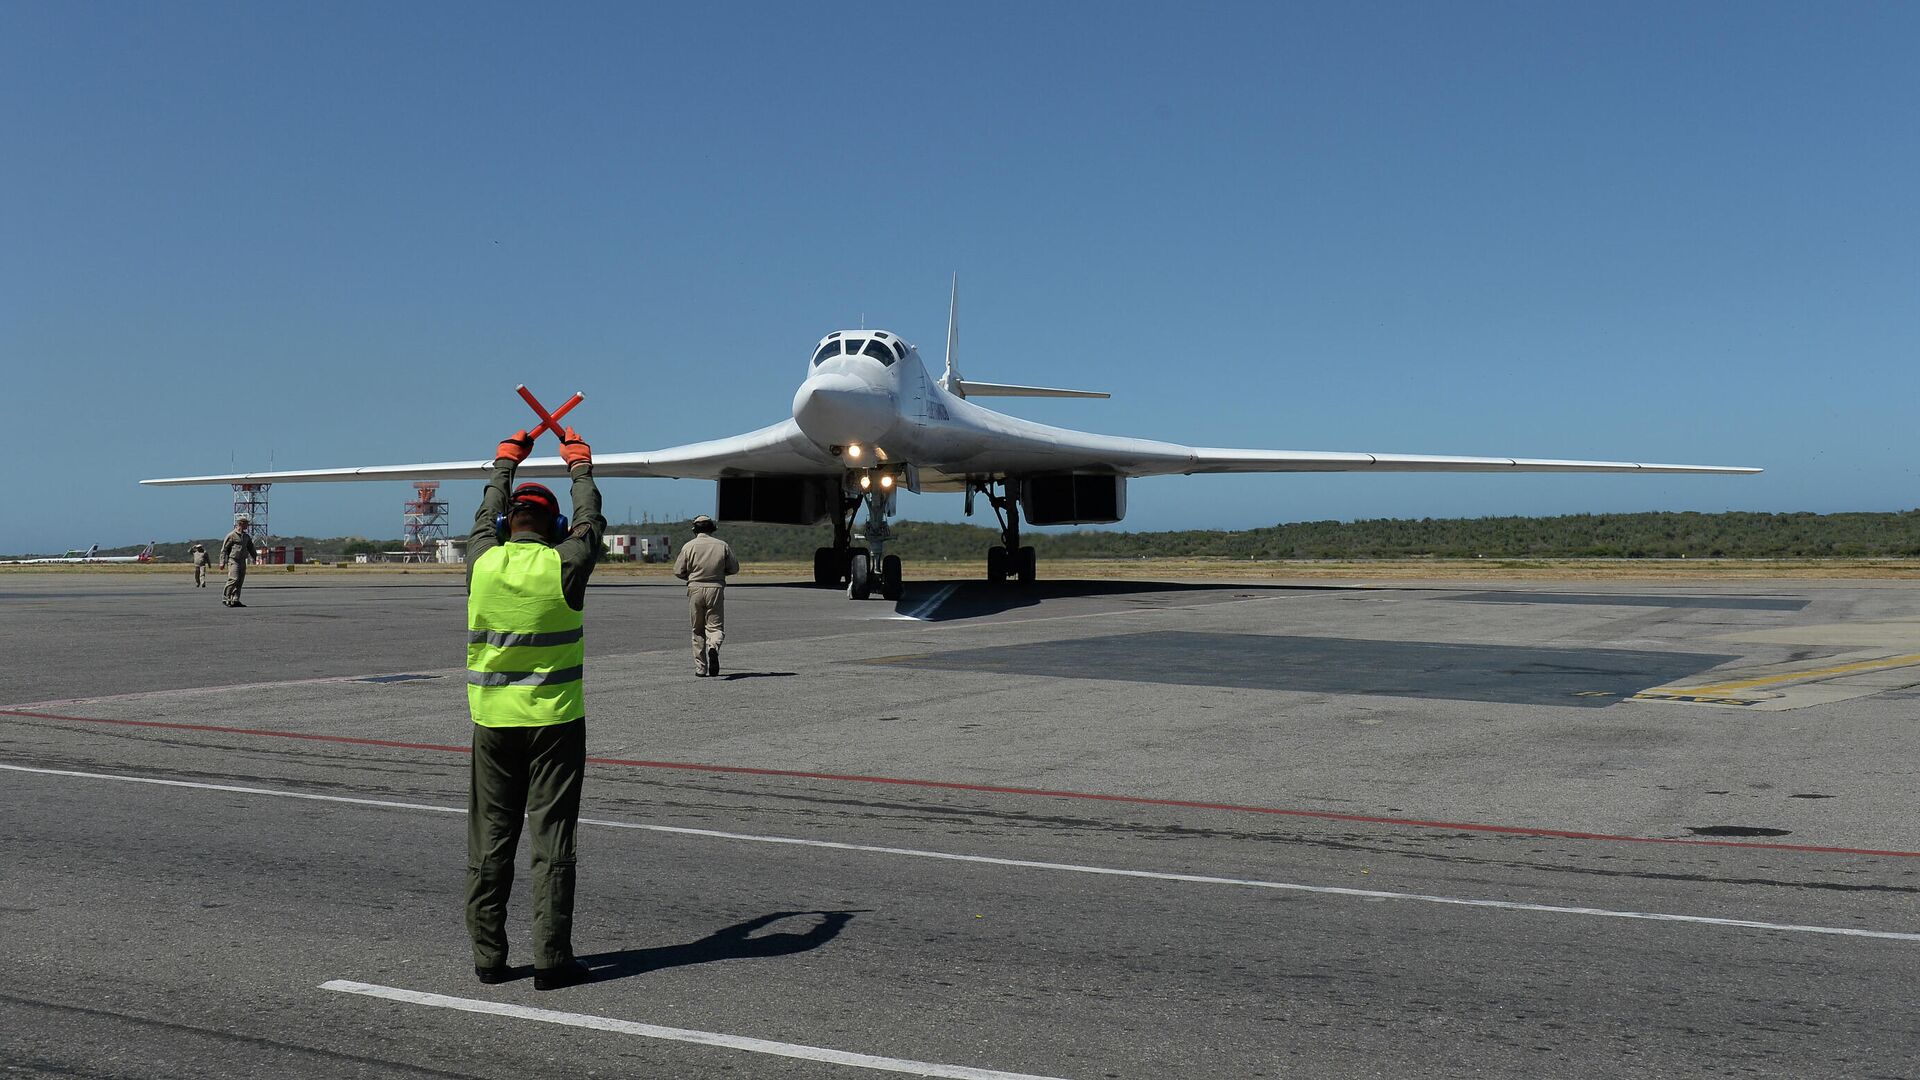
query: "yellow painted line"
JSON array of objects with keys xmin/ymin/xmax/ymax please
[
  {"xmin": 1675, "ymin": 652, "xmax": 1920, "ymax": 696},
  {"xmin": 1632, "ymin": 693, "xmax": 1760, "ymax": 707}
]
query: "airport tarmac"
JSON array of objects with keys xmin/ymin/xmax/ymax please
[{"xmin": 3, "ymin": 570, "xmax": 1918, "ymax": 1078}]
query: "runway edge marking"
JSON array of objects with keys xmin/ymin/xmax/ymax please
[
  {"xmin": 8, "ymin": 764, "xmax": 1918, "ymax": 944},
  {"xmin": 7, "ymin": 708, "xmax": 1919, "ymax": 859},
  {"xmin": 320, "ymin": 981, "xmax": 1073, "ymax": 1080},
  {"xmin": 889, "ymin": 582, "xmax": 961, "ymax": 621}
]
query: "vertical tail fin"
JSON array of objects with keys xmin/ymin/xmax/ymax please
[{"xmin": 942, "ymin": 273, "xmax": 963, "ymax": 397}]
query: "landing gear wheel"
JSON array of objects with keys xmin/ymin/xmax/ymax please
[
  {"xmin": 848, "ymin": 552, "xmax": 873, "ymax": 600},
  {"xmin": 812, "ymin": 547, "xmax": 840, "ymax": 587},
  {"xmin": 986, "ymin": 545, "xmax": 1007, "ymax": 582},
  {"xmin": 880, "ymin": 554, "xmax": 903, "ymax": 601},
  {"xmin": 1017, "ymin": 545, "xmax": 1037, "ymax": 586}
]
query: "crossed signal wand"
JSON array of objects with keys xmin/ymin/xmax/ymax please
[{"xmin": 515, "ymin": 385, "xmax": 585, "ymax": 442}]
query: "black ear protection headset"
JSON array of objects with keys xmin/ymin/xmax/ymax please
[{"xmin": 496, "ymin": 507, "xmax": 570, "ymax": 540}]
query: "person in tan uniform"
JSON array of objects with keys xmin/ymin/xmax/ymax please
[
  {"xmin": 190, "ymin": 543, "xmax": 211, "ymax": 587},
  {"xmin": 673, "ymin": 515, "xmax": 739, "ymax": 677},
  {"xmin": 220, "ymin": 517, "xmax": 256, "ymax": 607}
]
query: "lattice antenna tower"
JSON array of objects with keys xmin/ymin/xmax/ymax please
[
  {"xmin": 403, "ymin": 481, "xmax": 450, "ymax": 554},
  {"xmin": 231, "ymin": 483, "xmax": 270, "ymax": 543}
]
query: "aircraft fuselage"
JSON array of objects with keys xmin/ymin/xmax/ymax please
[{"xmin": 790, "ymin": 332, "xmax": 1181, "ymax": 491}]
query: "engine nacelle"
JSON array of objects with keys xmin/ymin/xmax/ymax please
[
  {"xmin": 1018, "ymin": 473, "xmax": 1126, "ymax": 526},
  {"xmin": 715, "ymin": 476, "xmax": 833, "ymax": 525}
]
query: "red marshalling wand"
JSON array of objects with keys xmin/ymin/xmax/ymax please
[{"xmin": 515, "ymin": 385, "xmax": 585, "ymax": 442}]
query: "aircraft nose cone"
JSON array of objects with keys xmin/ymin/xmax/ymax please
[{"xmin": 793, "ymin": 373, "xmax": 896, "ymax": 446}]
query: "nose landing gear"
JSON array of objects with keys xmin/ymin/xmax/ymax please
[
  {"xmin": 812, "ymin": 492, "xmax": 863, "ymax": 588},
  {"xmin": 826, "ymin": 484, "xmax": 903, "ymax": 601}
]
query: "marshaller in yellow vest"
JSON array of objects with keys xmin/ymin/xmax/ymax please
[
  {"xmin": 674, "ymin": 514, "xmax": 739, "ymax": 677},
  {"xmin": 463, "ymin": 423, "xmax": 605, "ymax": 992}
]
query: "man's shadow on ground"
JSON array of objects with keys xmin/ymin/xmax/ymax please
[{"xmin": 576, "ymin": 910, "xmax": 867, "ymax": 982}]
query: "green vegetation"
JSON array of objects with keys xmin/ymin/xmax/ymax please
[
  {"xmin": 14, "ymin": 510, "xmax": 1920, "ymax": 564},
  {"xmin": 604, "ymin": 510, "xmax": 1920, "ymax": 562}
]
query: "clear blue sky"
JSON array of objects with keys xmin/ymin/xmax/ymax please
[{"xmin": 3, "ymin": 3, "xmax": 1915, "ymax": 554}]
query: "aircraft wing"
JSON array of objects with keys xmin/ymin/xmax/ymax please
[
  {"xmin": 141, "ymin": 420, "xmax": 838, "ymax": 487},
  {"xmin": 1061, "ymin": 439, "xmax": 1760, "ymax": 478},
  {"xmin": 1175, "ymin": 448, "xmax": 1761, "ymax": 475},
  {"xmin": 928, "ymin": 409, "xmax": 1761, "ymax": 480}
]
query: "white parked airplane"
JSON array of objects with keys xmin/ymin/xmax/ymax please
[
  {"xmin": 2, "ymin": 542, "xmax": 157, "ymax": 565},
  {"xmin": 145, "ymin": 283, "xmax": 1758, "ymax": 599}
]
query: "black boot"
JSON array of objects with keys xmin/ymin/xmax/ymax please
[
  {"xmin": 534, "ymin": 959, "xmax": 593, "ymax": 991},
  {"xmin": 475, "ymin": 964, "xmax": 512, "ymax": 985},
  {"xmin": 707, "ymin": 647, "xmax": 720, "ymax": 678}
]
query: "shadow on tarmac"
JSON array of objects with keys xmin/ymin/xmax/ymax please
[
  {"xmin": 577, "ymin": 910, "xmax": 866, "ymax": 981},
  {"xmin": 720, "ymin": 671, "xmax": 798, "ymax": 681},
  {"xmin": 888, "ymin": 579, "xmax": 1361, "ymax": 622}
]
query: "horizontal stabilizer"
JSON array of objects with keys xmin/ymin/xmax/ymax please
[{"xmin": 954, "ymin": 380, "xmax": 1109, "ymax": 399}]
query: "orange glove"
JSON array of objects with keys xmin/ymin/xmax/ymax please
[
  {"xmin": 496, "ymin": 431, "xmax": 534, "ymax": 464},
  {"xmin": 560, "ymin": 427, "xmax": 592, "ymax": 468}
]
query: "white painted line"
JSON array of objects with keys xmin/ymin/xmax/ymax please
[
  {"xmin": 5, "ymin": 668, "xmax": 465, "ymax": 710},
  {"xmin": 8, "ymin": 762, "xmax": 1917, "ymax": 944},
  {"xmin": 892, "ymin": 582, "xmax": 961, "ymax": 621},
  {"xmin": 0, "ymin": 763, "xmax": 466, "ymax": 815},
  {"xmin": 321, "ymin": 980, "xmax": 1072, "ymax": 1080},
  {"xmin": 587, "ymin": 818, "xmax": 1920, "ymax": 943}
]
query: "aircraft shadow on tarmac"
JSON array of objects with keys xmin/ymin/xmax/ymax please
[
  {"xmin": 573, "ymin": 910, "xmax": 866, "ymax": 982},
  {"xmin": 884, "ymin": 579, "xmax": 1360, "ymax": 622}
]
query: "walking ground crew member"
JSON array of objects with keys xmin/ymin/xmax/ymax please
[
  {"xmin": 190, "ymin": 543, "xmax": 211, "ymax": 587},
  {"xmin": 673, "ymin": 514, "xmax": 739, "ymax": 677},
  {"xmin": 465, "ymin": 423, "xmax": 604, "ymax": 991},
  {"xmin": 219, "ymin": 517, "xmax": 254, "ymax": 607}
]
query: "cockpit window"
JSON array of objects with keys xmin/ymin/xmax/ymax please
[
  {"xmin": 811, "ymin": 340, "xmax": 842, "ymax": 366},
  {"xmin": 891, "ymin": 340, "xmax": 907, "ymax": 360},
  {"xmin": 861, "ymin": 339, "xmax": 896, "ymax": 366}
]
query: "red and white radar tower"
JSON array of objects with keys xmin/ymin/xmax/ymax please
[{"xmin": 402, "ymin": 481, "xmax": 450, "ymax": 556}]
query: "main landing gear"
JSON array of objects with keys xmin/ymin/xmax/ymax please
[
  {"xmin": 814, "ymin": 487, "xmax": 902, "ymax": 601},
  {"xmin": 972, "ymin": 480, "xmax": 1035, "ymax": 586}
]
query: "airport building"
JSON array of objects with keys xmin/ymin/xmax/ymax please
[{"xmin": 606, "ymin": 534, "xmax": 671, "ymax": 562}]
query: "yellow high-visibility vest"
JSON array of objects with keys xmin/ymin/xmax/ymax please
[{"xmin": 466, "ymin": 543, "xmax": 584, "ymax": 727}]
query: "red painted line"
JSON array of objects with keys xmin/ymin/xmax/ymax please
[{"xmin": 8, "ymin": 708, "xmax": 1917, "ymax": 859}]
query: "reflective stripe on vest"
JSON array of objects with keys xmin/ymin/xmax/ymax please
[{"xmin": 466, "ymin": 543, "xmax": 584, "ymax": 727}]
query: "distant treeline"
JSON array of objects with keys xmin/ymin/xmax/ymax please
[
  {"xmin": 631, "ymin": 511, "xmax": 1920, "ymax": 561},
  {"xmin": 28, "ymin": 510, "xmax": 1920, "ymax": 563}
]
